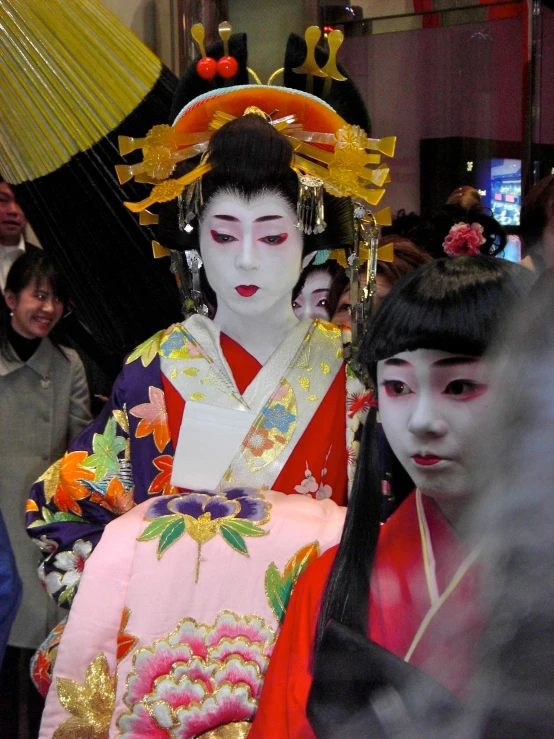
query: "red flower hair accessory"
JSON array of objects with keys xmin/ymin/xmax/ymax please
[{"xmin": 442, "ymin": 222, "xmax": 486, "ymax": 257}]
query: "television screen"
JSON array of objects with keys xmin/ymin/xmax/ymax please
[{"xmin": 490, "ymin": 159, "xmax": 521, "ymax": 226}]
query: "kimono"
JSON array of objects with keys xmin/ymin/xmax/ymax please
[
  {"xmin": 249, "ymin": 490, "xmax": 482, "ymax": 739},
  {"xmin": 26, "ymin": 315, "xmax": 368, "ymax": 611},
  {"xmin": 38, "ymin": 487, "xmax": 346, "ymax": 737}
]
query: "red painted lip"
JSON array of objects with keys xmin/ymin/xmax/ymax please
[
  {"xmin": 412, "ymin": 455, "xmax": 444, "ymax": 466},
  {"xmin": 235, "ymin": 285, "xmax": 259, "ymax": 297}
]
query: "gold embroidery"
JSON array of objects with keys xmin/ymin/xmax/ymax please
[
  {"xmin": 320, "ymin": 361, "xmax": 330, "ymax": 374},
  {"xmin": 298, "ymin": 376, "xmax": 310, "ymax": 391},
  {"xmin": 307, "ymin": 395, "xmax": 318, "ymax": 402},
  {"xmin": 336, "ymin": 347, "xmax": 343, "ymax": 359},
  {"xmin": 38, "ymin": 459, "xmax": 62, "ymax": 504},
  {"xmin": 171, "ymin": 368, "xmax": 177, "ymax": 379},
  {"xmin": 293, "ymin": 342, "xmax": 311, "ymax": 369},
  {"xmin": 112, "ymin": 408, "xmax": 130, "ymax": 435},
  {"xmin": 242, "ymin": 381, "xmax": 297, "ymax": 472},
  {"xmin": 197, "ymin": 722, "xmax": 252, "ymax": 739},
  {"xmin": 160, "ymin": 325, "xmax": 211, "ymax": 361},
  {"xmin": 191, "ymin": 392, "xmax": 206, "ymax": 401},
  {"xmin": 53, "ymin": 654, "xmax": 115, "ymax": 738},
  {"xmin": 315, "ymin": 318, "xmax": 341, "ymax": 339},
  {"xmin": 183, "ymin": 367, "xmax": 199, "ymax": 376}
]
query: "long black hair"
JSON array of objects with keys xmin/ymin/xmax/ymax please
[
  {"xmin": 314, "ymin": 256, "xmax": 534, "ymax": 652},
  {"xmin": 0, "ymin": 250, "xmax": 69, "ymax": 361}
]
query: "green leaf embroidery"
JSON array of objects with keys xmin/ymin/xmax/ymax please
[
  {"xmin": 157, "ymin": 517, "xmax": 186, "ymax": 558},
  {"xmin": 80, "ymin": 417, "xmax": 127, "ymax": 482},
  {"xmin": 42, "ymin": 507, "xmax": 54, "ymax": 523},
  {"xmin": 28, "ymin": 507, "xmax": 83, "ymax": 528},
  {"xmin": 265, "ymin": 563, "xmax": 289, "ymax": 624},
  {"xmin": 137, "ymin": 515, "xmax": 180, "ymax": 542},
  {"xmin": 58, "ymin": 585, "xmax": 76, "ymax": 606},
  {"xmin": 265, "ymin": 542, "xmax": 321, "ymax": 624},
  {"xmin": 223, "ymin": 518, "xmax": 268, "ymax": 538},
  {"xmin": 220, "ymin": 525, "xmax": 248, "ymax": 555}
]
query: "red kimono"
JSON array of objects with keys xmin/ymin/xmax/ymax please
[{"xmin": 250, "ymin": 490, "xmax": 482, "ymax": 738}]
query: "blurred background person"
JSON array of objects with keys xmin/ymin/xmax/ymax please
[
  {"xmin": 412, "ymin": 184, "xmax": 507, "ymax": 261},
  {"xmin": 0, "ymin": 251, "xmax": 91, "ymax": 738},
  {"xmin": 329, "ymin": 236, "xmax": 432, "ymax": 327},
  {"xmin": 519, "ymin": 174, "xmax": 554, "ymax": 273},
  {"xmin": 0, "ymin": 177, "xmax": 41, "ymax": 306},
  {"xmin": 292, "ymin": 263, "xmax": 338, "ymax": 321}
]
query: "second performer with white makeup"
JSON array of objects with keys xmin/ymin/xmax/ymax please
[
  {"xmin": 251, "ymin": 255, "xmax": 534, "ymax": 738},
  {"xmin": 378, "ymin": 348, "xmax": 491, "ymax": 523}
]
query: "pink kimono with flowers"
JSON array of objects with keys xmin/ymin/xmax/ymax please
[{"xmin": 38, "ymin": 487, "xmax": 346, "ymax": 738}]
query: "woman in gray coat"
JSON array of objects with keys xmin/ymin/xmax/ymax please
[{"xmin": 0, "ymin": 251, "xmax": 91, "ymax": 735}]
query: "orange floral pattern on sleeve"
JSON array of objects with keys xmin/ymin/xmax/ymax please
[
  {"xmin": 129, "ymin": 386, "xmax": 171, "ymax": 453},
  {"xmin": 148, "ymin": 455, "xmax": 178, "ymax": 496},
  {"xmin": 42, "ymin": 451, "xmax": 96, "ymax": 516}
]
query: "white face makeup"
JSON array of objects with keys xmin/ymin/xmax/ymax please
[
  {"xmin": 199, "ymin": 191, "xmax": 303, "ymax": 321},
  {"xmin": 377, "ymin": 349, "xmax": 491, "ymax": 510},
  {"xmin": 292, "ymin": 269, "xmax": 332, "ymax": 321}
]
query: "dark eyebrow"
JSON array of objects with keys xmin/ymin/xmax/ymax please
[
  {"xmin": 213, "ymin": 214, "xmax": 283, "ymax": 223},
  {"xmin": 383, "ymin": 358, "xmax": 410, "ymax": 366},
  {"xmin": 255, "ymin": 215, "xmax": 283, "ymax": 222},
  {"xmin": 434, "ymin": 356, "xmax": 479, "ymax": 367}
]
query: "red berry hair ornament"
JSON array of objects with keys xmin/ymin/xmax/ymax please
[{"xmin": 193, "ymin": 21, "xmax": 239, "ymax": 82}]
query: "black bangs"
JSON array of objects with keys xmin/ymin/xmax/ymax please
[{"xmin": 361, "ymin": 256, "xmax": 533, "ymax": 381}]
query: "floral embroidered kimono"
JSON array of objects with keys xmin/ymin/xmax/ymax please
[
  {"xmin": 38, "ymin": 487, "xmax": 346, "ymax": 737},
  {"xmin": 26, "ymin": 315, "xmax": 367, "ymax": 609},
  {"xmin": 249, "ymin": 490, "xmax": 482, "ymax": 739}
]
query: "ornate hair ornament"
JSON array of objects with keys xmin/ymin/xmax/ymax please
[
  {"xmin": 116, "ymin": 23, "xmax": 396, "ymax": 328},
  {"xmin": 442, "ymin": 222, "xmax": 486, "ymax": 257},
  {"xmin": 117, "ymin": 24, "xmax": 395, "ymax": 217}
]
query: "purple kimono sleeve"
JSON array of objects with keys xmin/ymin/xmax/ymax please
[{"xmin": 25, "ymin": 369, "xmax": 134, "ymax": 608}]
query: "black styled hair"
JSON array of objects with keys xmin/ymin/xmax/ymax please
[
  {"xmin": 314, "ymin": 256, "xmax": 534, "ymax": 653},
  {"xmin": 157, "ymin": 114, "xmax": 354, "ymax": 257},
  {"xmin": 1, "ymin": 250, "xmax": 69, "ymax": 361},
  {"xmin": 520, "ymin": 174, "xmax": 554, "ymax": 256},
  {"xmin": 169, "ymin": 34, "xmax": 249, "ymax": 123},
  {"xmin": 412, "ymin": 203, "xmax": 507, "ymax": 260}
]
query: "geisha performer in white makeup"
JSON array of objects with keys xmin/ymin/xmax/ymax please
[
  {"xmin": 30, "ymin": 27, "xmax": 393, "ymax": 737},
  {"xmin": 251, "ymin": 256, "xmax": 533, "ymax": 738}
]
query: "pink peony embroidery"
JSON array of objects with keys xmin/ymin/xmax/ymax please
[
  {"xmin": 442, "ymin": 222, "xmax": 486, "ymax": 257},
  {"xmin": 118, "ymin": 611, "xmax": 275, "ymax": 737}
]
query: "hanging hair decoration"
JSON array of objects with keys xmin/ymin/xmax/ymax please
[
  {"xmin": 296, "ymin": 175, "xmax": 326, "ymax": 235},
  {"xmin": 348, "ymin": 202, "xmax": 379, "ymax": 382}
]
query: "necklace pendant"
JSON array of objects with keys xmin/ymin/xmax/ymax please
[{"xmin": 41, "ymin": 376, "xmax": 51, "ymax": 389}]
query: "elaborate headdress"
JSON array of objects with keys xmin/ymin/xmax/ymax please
[{"xmin": 118, "ymin": 23, "xmax": 396, "ymax": 368}]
